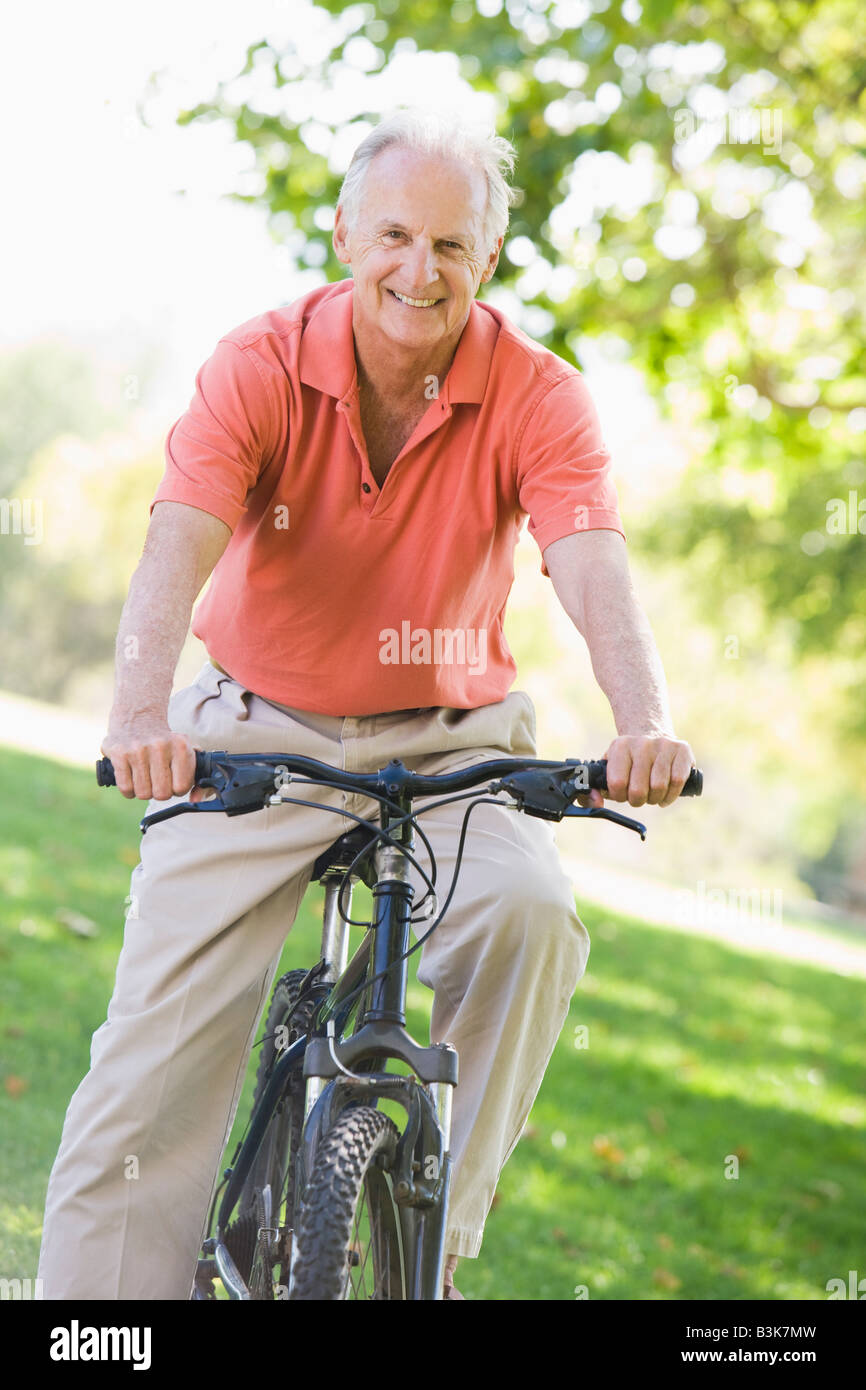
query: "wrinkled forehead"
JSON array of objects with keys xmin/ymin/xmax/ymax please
[{"xmin": 359, "ymin": 146, "xmax": 489, "ymax": 238}]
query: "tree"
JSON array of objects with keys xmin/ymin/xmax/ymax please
[{"xmin": 0, "ymin": 342, "xmax": 162, "ymax": 702}]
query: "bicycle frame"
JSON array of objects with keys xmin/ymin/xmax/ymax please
[{"xmin": 206, "ymin": 781, "xmax": 457, "ymax": 1301}]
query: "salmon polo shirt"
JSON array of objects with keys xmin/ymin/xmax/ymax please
[{"xmin": 152, "ymin": 277, "xmax": 625, "ymax": 716}]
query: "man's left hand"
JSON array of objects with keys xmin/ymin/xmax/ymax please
[{"xmin": 577, "ymin": 734, "xmax": 695, "ymax": 809}]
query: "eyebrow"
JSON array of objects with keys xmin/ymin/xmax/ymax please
[{"xmin": 373, "ymin": 219, "xmax": 474, "ymax": 244}]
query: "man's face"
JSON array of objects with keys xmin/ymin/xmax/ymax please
[{"xmin": 333, "ymin": 144, "xmax": 502, "ymax": 355}]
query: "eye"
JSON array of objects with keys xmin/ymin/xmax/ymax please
[
  {"xmin": 385, "ymin": 229, "xmax": 404, "ymax": 239},
  {"xmin": 443, "ymin": 241, "xmax": 462, "ymax": 250}
]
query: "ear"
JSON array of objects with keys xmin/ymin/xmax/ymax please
[
  {"xmin": 332, "ymin": 203, "xmax": 352, "ymax": 266},
  {"xmin": 480, "ymin": 234, "xmax": 504, "ymax": 285}
]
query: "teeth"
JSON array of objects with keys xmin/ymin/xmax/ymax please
[{"xmin": 392, "ymin": 291, "xmax": 439, "ymax": 307}]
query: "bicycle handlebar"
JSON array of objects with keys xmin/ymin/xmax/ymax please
[{"xmin": 96, "ymin": 749, "xmax": 702, "ymax": 799}]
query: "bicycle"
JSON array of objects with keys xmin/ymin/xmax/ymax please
[{"xmin": 96, "ymin": 747, "xmax": 702, "ymax": 1300}]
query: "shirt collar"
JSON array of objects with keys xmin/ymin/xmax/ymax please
[{"xmin": 298, "ymin": 279, "xmax": 497, "ymax": 405}]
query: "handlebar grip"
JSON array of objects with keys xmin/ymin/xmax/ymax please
[
  {"xmin": 683, "ymin": 767, "xmax": 702, "ymax": 796},
  {"xmin": 96, "ymin": 750, "xmax": 213, "ymax": 788},
  {"xmin": 588, "ymin": 761, "xmax": 702, "ymax": 797}
]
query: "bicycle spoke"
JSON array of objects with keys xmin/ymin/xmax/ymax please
[
  {"xmin": 372, "ymin": 1202, "xmax": 390, "ymax": 1300},
  {"xmin": 343, "ymin": 1177, "xmax": 392, "ymax": 1300},
  {"xmin": 348, "ymin": 1185, "xmax": 370, "ymax": 1298},
  {"xmin": 356, "ymin": 1192, "xmax": 376, "ymax": 1298}
]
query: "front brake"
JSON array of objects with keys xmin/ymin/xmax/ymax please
[
  {"xmin": 139, "ymin": 763, "xmax": 276, "ymax": 833},
  {"xmin": 560, "ymin": 805, "xmax": 646, "ymax": 840},
  {"xmin": 494, "ymin": 767, "xmax": 647, "ymax": 840}
]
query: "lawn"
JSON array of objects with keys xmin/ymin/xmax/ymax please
[{"xmin": 1, "ymin": 745, "xmax": 864, "ymax": 1300}]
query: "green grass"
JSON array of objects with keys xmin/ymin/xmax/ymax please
[{"xmin": 1, "ymin": 745, "xmax": 864, "ymax": 1300}]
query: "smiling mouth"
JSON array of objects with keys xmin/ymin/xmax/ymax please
[{"xmin": 387, "ymin": 289, "xmax": 444, "ymax": 308}]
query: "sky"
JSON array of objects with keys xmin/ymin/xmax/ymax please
[
  {"xmin": 1, "ymin": 3, "xmax": 493, "ymax": 402},
  {"xmin": 3, "ymin": 2, "xmax": 324, "ymax": 412}
]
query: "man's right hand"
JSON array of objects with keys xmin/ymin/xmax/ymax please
[{"xmin": 101, "ymin": 721, "xmax": 198, "ymax": 802}]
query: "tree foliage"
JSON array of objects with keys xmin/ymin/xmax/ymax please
[{"xmin": 0, "ymin": 344, "xmax": 160, "ymax": 702}]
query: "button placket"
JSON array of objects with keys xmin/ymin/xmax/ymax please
[
  {"xmin": 337, "ymin": 396, "xmax": 374, "ymax": 503},
  {"xmin": 370, "ymin": 401, "xmax": 453, "ymax": 511},
  {"xmin": 342, "ymin": 388, "xmax": 455, "ymax": 509}
]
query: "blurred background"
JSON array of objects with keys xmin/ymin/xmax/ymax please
[{"xmin": 2, "ymin": 0, "xmax": 865, "ymax": 1300}]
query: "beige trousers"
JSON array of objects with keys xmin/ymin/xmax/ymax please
[{"xmin": 37, "ymin": 662, "xmax": 590, "ymax": 1298}]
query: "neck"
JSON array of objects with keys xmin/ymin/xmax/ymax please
[{"xmin": 351, "ymin": 306, "xmax": 468, "ymax": 405}]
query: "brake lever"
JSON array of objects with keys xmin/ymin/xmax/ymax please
[
  {"xmin": 561, "ymin": 805, "xmax": 647, "ymax": 840},
  {"xmin": 140, "ymin": 798, "xmax": 233, "ymax": 833},
  {"xmin": 138, "ymin": 763, "xmax": 280, "ymax": 832},
  {"xmin": 139, "ymin": 786, "xmax": 276, "ymax": 833},
  {"xmin": 494, "ymin": 769, "xmax": 647, "ymax": 840}
]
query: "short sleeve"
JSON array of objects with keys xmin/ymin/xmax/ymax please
[
  {"xmin": 151, "ymin": 338, "xmax": 279, "ymax": 531},
  {"xmin": 515, "ymin": 371, "xmax": 625, "ymax": 578}
]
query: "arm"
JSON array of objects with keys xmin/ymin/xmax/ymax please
[
  {"xmin": 100, "ymin": 501, "xmax": 231, "ymax": 801},
  {"xmin": 542, "ymin": 529, "xmax": 694, "ymax": 808}
]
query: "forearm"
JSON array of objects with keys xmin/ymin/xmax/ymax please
[
  {"xmin": 108, "ymin": 501, "xmax": 231, "ymax": 731},
  {"xmin": 544, "ymin": 531, "xmax": 693, "ymax": 806},
  {"xmin": 545, "ymin": 531, "xmax": 674, "ymax": 734},
  {"xmin": 580, "ymin": 579, "xmax": 675, "ymax": 738},
  {"xmin": 109, "ymin": 561, "xmax": 198, "ymax": 726}
]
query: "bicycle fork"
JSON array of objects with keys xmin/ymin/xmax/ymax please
[{"xmin": 298, "ymin": 814, "xmax": 458, "ymax": 1298}]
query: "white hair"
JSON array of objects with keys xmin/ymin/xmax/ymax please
[{"xmin": 336, "ymin": 107, "xmax": 520, "ymax": 256}]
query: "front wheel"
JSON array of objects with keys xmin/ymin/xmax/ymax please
[{"xmin": 289, "ymin": 1105, "xmax": 406, "ymax": 1300}]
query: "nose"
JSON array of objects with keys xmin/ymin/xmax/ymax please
[{"xmin": 402, "ymin": 236, "xmax": 439, "ymax": 294}]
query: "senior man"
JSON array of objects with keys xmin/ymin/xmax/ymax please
[{"xmin": 38, "ymin": 108, "xmax": 694, "ymax": 1301}]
